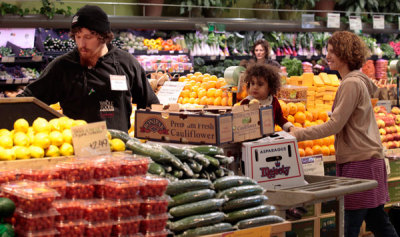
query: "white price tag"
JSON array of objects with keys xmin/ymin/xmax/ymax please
[
  {"xmin": 128, "ymin": 48, "xmax": 135, "ymax": 54},
  {"xmin": 327, "ymin": 13, "xmax": 340, "ymax": 28},
  {"xmin": 2, "ymin": 56, "xmax": 15, "ymax": 63},
  {"xmin": 22, "ymin": 78, "xmax": 29, "ymax": 84},
  {"xmin": 302, "ymin": 14, "xmax": 315, "ymax": 29},
  {"xmin": 110, "ymin": 75, "xmax": 128, "ymax": 91},
  {"xmin": 178, "ymin": 50, "xmax": 184, "ymax": 54},
  {"xmin": 156, "ymin": 81, "xmax": 186, "ymax": 105},
  {"xmin": 349, "ymin": 16, "xmax": 362, "ymax": 31},
  {"xmin": 14, "ymin": 79, "xmax": 22, "ymax": 84},
  {"xmin": 169, "ymin": 50, "xmax": 174, "ymax": 54},
  {"xmin": 220, "ymin": 55, "xmax": 226, "ymax": 60},
  {"xmin": 302, "ymin": 155, "xmax": 324, "ymax": 176},
  {"xmin": 71, "ymin": 121, "xmax": 111, "ymax": 157},
  {"xmin": 210, "ymin": 55, "xmax": 217, "ymax": 60},
  {"xmin": 373, "ymin": 15, "xmax": 385, "ymax": 29},
  {"xmin": 5, "ymin": 79, "xmax": 13, "ymax": 84},
  {"xmin": 32, "ymin": 55, "xmax": 42, "ymax": 62}
]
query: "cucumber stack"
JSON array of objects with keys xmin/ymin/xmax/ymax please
[
  {"xmin": 214, "ymin": 176, "xmax": 285, "ymax": 229},
  {"xmin": 166, "ymin": 179, "xmax": 233, "ymax": 237}
]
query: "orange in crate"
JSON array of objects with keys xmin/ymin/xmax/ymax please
[
  {"xmin": 312, "ymin": 145, "xmax": 322, "ymax": 155},
  {"xmin": 329, "ymin": 145, "xmax": 335, "ymax": 155},
  {"xmin": 305, "ymin": 147, "xmax": 314, "ymax": 156},
  {"xmin": 294, "ymin": 112, "xmax": 306, "ymax": 124},
  {"xmin": 298, "ymin": 148, "xmax": 305, "ymax": 157},
  {"xmin": 321, "ymin": 145, "xmax": 330, "ymax": 156}
]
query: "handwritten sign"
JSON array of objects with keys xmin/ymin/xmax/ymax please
[
  {"xmin": 373, "ymin": 15, "xmax": 385, "ymax": 29},
  {"xmin": 349, "ymin": 16, "xmax": 362, "ymax": 31},
  {"xmin": 327, "ymin": 13, "xmax": 340, "ymax": 28},
  {"xmin": 301, "ymin": 155, "xmax": 324, "ymax": 176},
  {"xmin": 71, "ymin": 121, "xmax": 111, "ymax": 157},
  {"xmin": 157, "ymin": 81, "xmax": 186, "ymax": 105}
]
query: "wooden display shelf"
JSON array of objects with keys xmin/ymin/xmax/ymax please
[
  {"xmin": 0, "ymin": 156, "xmax": 74, "ymax": 170},
  {"xmin": 202, "ymin": 221, "xmax": 291, "ymax": 237}
]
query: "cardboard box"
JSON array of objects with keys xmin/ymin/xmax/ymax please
[
  {"xmin": 388, "ymin": 179, "xmax": 400, "ymax": 202},
  {"xmin": 135, "ymin": 106, "xmax": 233, "ymax": 145},
  {"xmin": 389, "ymin": 159, "xmax": 400, "ymax": 178},
  {"xmin": 232, "ymin": 104, "xmax": 274, "ymax": 142},
  {"xmin": 241, "ymin": 131, "xmax": 307, "ymax": 189}
]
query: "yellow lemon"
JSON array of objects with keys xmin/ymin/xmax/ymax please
[
  {"xmin": 0, "ymin": 135, "xmax": 13, "ymax": 149},
  {"xmin": 32, "ymin": 117, "xmax": 51, "ymax": 134},
  {"xmin": 0, "ymin": 129, "xmax": 11, "ymax": 137},
  {"xmin": 13, "ymin": 132, "xmax": 30, "ymax": 147},
  {"xmin": 14, "ymin": 146, "xmax": 31, "ymax": 159},
  {"xmin": 33, "ymin": 132, "xmax": 51, "ymax": 149},
  {"xmin": 49, "ymin": 131, "xmax": 64, "ymax": 147},
  {"xmin": 45, "ymin": 145, "xmax": 60, "ymax": 157},
  {"xmin": 107, "ymin": 131, "xmax": 112, "ymax": 140},
  {"xmin": 59, "ymin": 117, "xmax": 74, "ymax": 130},
  {"xmin": 49, "ymin": 118, "xmax": 61, "ymax": 132},
  {"xmin": 14, "ymin": 118, "xmax": 29, "ymax": 133},
  {"xmin": 72, "ymin": 120, "xmax": 87, "ymax": 127},
  {"xmin": 0, "ymin": 149, "xmax": 16, "ymax": 160},
  {"xmin": 62, "ymin": 129, "xmax": 72, "ymax": 144},
  {"xmin": 59, "ymin": 143, "xmax": 74, "ymax": 156},
  {"xmin": 28, "ymin": 146, "xmax": 44, "ymax": 158},
  {"xmin": 110, "ymin": 138, "xmax": 125, "ymax": 152},
  {"xmin": 27, "ymin": 130, "xmax": 35, "ymax": 144}
]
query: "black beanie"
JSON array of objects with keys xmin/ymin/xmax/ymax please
[{"xmin": 71, "ymin": 5, "xmax": 110, "ymax": 34}]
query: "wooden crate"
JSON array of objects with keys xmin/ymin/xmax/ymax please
[{"xmin": 203, "ymin": 221, "xmax": 291, "ymax": 237}]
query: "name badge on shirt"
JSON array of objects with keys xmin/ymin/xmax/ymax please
[{"xmin": 110, "ymin": 75, "xmax": 128, "ymax": 91}]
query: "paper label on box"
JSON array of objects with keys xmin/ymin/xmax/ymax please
[
  {"xmin": 301, "ymin": 155, "xmax": 324, "ymax": 176},
  {"xmin": 71, "ymin": 121, "xmax": 111, "ymax": 157},
  {"xmin": 261, "ymin": 106, "xmax": 274, "ymax": 135},
  {"xmin": 233, "ymin": 110, "xmax": 261, "ymax": 142},
  {"xmin": 219, "ymin": 115, "xmax": 233, "ymax": 143}
]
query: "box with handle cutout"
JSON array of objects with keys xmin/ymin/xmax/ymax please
[{"xmin": 241, "ymin": 131, "xmax": 307, "ymax": 189}]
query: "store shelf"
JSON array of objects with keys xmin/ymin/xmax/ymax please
[{"xmin": 2, "ymin": 15, "xmax": 400, "ymax": 33}]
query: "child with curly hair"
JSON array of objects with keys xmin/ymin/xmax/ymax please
[{"xmin": 240, "ymin": 63, "xmax": 294, "ymax": 132}]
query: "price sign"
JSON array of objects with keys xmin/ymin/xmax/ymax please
[
  {"xmin": 71, "ymin": 121, "xmax": 111, "ymax": 157},
  {"xmin": 2, "ymin": 57, "xmax": 15, "ymax": 63},
  {"xmin": 349, "ymin": 16, "xmax": 362, "ymax": 31},
  {"xmin": 156, "ymin": 81, "xmax": 186, "ymax": 105},
  {"xmin": 373, "ymin": 15, "xmax": 385, "ymax": 29},
  {"xmin": 210, "ymin": 55, "xmax": 217, "ymax": 60},
  {"xmin": 302, "ymin": 155, "xmax": 324, "ymax": 176},
  {"xmin": 22, "ymin": 78, "xmax": 29, "ymax": 84},
  {"xmin": 5, "ymin": 79, "xmax": 13, "ymax": 84},
  {"xmin": 301, "ymin": 14, "xmax": 315, "ymax": 29},
  {"xmin": 32, "ymin": 55, "xmax": 43, "ymax": 62},
  {"xmin": 327, "ymin": 13, "xmax": 340, "ymax": 28},
  {"xmin": 220, "ymin": 55, "xmax": 226, "ymax": 60},
  {"xmin": 128, "ymin": 48, "xmax": 135, "ymax": 54}
]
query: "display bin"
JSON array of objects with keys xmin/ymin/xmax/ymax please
[
  {"xmin": 0, "ymin": 97, "xmax": 63, "ymax": 130},
  {"xmin": 202, "ymin": 221, "xmax": 291, "ymax": 237}
]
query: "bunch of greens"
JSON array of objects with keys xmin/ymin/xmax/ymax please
[{"xmin": 281, "ymin": 58, "xmax": 303, "ymax": 77}]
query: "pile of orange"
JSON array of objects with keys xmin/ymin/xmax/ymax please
[
  {"xmin": 276, "ymin": 100, "xmax": 335, "ymax": 157},
  {"xmin": 177, "ymin": 72, "xmax": 233, "ymax": 106}
]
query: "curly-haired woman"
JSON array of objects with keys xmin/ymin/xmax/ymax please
[
  {"xmin": 291, "ymin": 31, "xmax": 398, "ymax": 237},
  {"xmin": 240, "ymin": 39, "xmax": 280, "ymax": 69}
]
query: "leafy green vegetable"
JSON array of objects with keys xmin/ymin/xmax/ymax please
[{"xmin": 281, "ymin": 58, "xmax": 303, "ymax": 77}]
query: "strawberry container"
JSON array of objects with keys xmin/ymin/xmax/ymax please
[
  {"xmin": 96, "ymin": 177, "xmax": 142, "ymax": 200},
  {"xmin": 110, "ymin": 199, "xmax": 141, "ymax": 219},
  {"xmin": 66, "ymin": 181, "xmax": 95, "ymax": 199},
  {"xmin": 16, "ymin": 229, "xmax": 59, "ymax": 237},
  {"xmin": 52, "ymin": 199, "xmax": 84, "ymax": 222},
  {"xmin": 43, "ymin": 180, "xmax": 67, "ymax": 200},
  {"xmin": 55, "ymin": 220, "xmax": 87, "ymax": 237},
  {"xmin": 0, "ymin": 171, "xmax": 17, "ymax": 185},
  {"xmin": 85, "ymin": 221, "xmax": 113, "ymax": 237},
  {"xmin": 15, "ymin": 208, "xmax": 59, "ymax": 232},
  {"xmin": 111, "ymin": 216, "xmax": 143, "ymax": 236},
  {"xmin": 81, "ymin": 199, "xmax": 114, "ymax": 222},
  {"xmin": 57, "ymin": 161, "xmax": 95, "ymax": 182},
  {"xmin": 138, "ymin": 176, "xmax": 168, "ymax": 198},
  {"xmin": 93, "ymin": 160, "xmax": 121, "ymax": 180},
  {"xmin": 119, "ymin": 155, "xmax": 150, "ymax": 176},
  {"xmin": 140, "ymin": 214, "xmax": 168, "ymax": 233},
  {"xmin": 140, "ymin": 196, "xmax": 169, "ymax": 216},
  {"xmin": 2, "ymin": 182, "xmax": 59, "ymax": 212},
  {"xmin": 18, "ymin": 168, "xmax": 60, "ymax": 182}
]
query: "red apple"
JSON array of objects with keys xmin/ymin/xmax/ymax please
[
  {"xmin": 385, "ymin": 127, "xmax": 392, "ymax": 134},
  {"xmin": 380, "ymin": 128, "xmax": 387, "ymax": 135},
  {"xmin": 377, "ymin": 119, "xmax": 386, "ymax": 128},
  {"xmin": 381, "ymin": 135, "xmax": 387, "ymax": 142},
  {"xmin": 387, "ymin": 134, "xmax": 394, "ymax": 141}
]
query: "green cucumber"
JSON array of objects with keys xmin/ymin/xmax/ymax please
[
  {"xmin": 213, "ymin": 176, "xmax": 258, "ymax": 191},
  {"xmin": 162, "ymin": 165, "xmax": 172, "ymax": 173},
  {"xmin": 188, "ymin": 150, "xmax": 210, "ymax": 167},
  {"xmin": 168, "ymin": 212, "xmax": 226, "ymax": 232},
  {"xmin": 108, "ymin": 129, "xmax": 133, "ymax": 142},
  {"xmin": 222, "ymin": 195, "xmax": 268, "ymax": 212},
  {"xmin": 163, "ymin": 145, "xmax": 194, "ymax": 160},
  {"xmin": 169, "ymin": 189, "xmax": 216, "ymax": 208},
  {"xmin": 214, "ymin": 155, "xmax": 234, "ymax": 165},
  {"xmin": 190, "ymin": 145, "xmax": 224, "ymax": 156},
  {"xmin": 215, "ymin": 168, "xmax": 224, "ymax": 177},
  {"xmin": 165, "ymin": 173, "xmax": 178, "ymax": 182},
  {"xmin": 166, "ymin": 179, "xmax": 213, "ymax": 196},
  {"xmin": 204, "ymin": 155, "xmax": 220, "ymax": 168},
  {"xmin": 186, "ymin": 160, "xmax": 203, "ymax": 173},
  {"xmin": 235, "ymin": 215, "xmax": 285, "ymax": 229},
  {"xmin": 216, "ymin": 185, "xmax": 264, "ymax": 200},
  {"xmin": 221, "ymin": 167, "xmax": 235, "ymax": 176},
  {"xmin": 169, "ymin": 199, "xmax": 226, "ymax": 218},
  {"xmin": 182, "ymin": 162, "xmax": 194, "ymax": 177},
  {"xmin": 148, "ymin": 162, "xmax": 165, "ymax": 176},
  {"xmin": 173, "ymin": 170, "xmax": 183, "ymax": 178},
  {"xmin": 226, "ymin": 205, "xmax": 276, "ymax": 223},
  {"xmin": 126, "ymin": 139, "xmax": 185, "ymax": 171},
  {"xmin": 209, "ymin": 171, "xmax": 217, "ymax": 181},
  {"xmin": 177, "ymin": 223, "xmax": 233, "ymax": 237}
]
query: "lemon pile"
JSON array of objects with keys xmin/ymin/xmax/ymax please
[{"xmin": 0, "ymin": 117, "xmax": 87, "ymax": 160}]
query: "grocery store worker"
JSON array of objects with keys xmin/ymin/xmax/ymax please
[
  {"xmin": 18, "ymin": 5, "xmax": 159, "ymax": 132},
  {"xmin": 240, "ymin": 39, "xmax": 280, "ymax": 69},
  {"xmin": 290, "ymin": 31, "xmax": 398, "ymax": 237},
  {"xmin": 240, "ymin": 63, "xmax": 294, "ymax": 132}
]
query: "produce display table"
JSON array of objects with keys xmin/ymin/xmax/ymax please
[
  {"xmin": 203, "ymin": 221, "xmax": 291, "ymax": 237},
  {"xmin": 265, "ymin": 175, "xmax": 378, "ymax": 237}
]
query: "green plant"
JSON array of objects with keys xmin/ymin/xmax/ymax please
[
  {"xmin": 32, "ymin": 0, "xmax": 72, "ymax": 19},
  {"xmin": 178, "ymin": 0, "xmax": 237, "ymax": 15},
  {"xmin": 336, "ymin": 0, "xmax": 379, "ymax": 16},
  {"xmin": 0, "ymin": 2, "xmax": 29, "ymax": 16},
  {"xmin": 276, "ymin": 0, "xmax": 316, "ymax": 9}
]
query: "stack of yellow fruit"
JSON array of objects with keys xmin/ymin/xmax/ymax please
[
  {"xmin": 0, "ymin": 117, "xmax": 86, "ymax": 160},
  {"xmin": 286, "ymin": 72, "xmax": 340, "ymax": 113},
  {"xmin": 177, "ymin": 72, "xmax": 233, "ymax": 106},
  {"xmin": 276, "ymin": 100, "xmax": 335, "ymax": 157}
]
